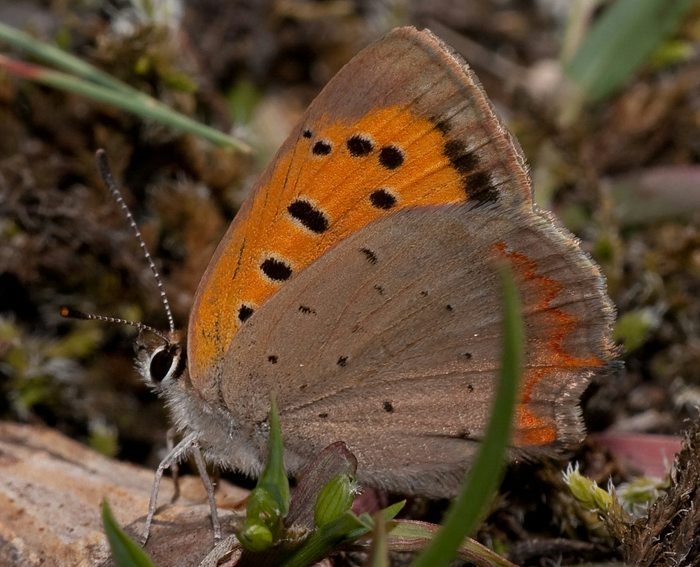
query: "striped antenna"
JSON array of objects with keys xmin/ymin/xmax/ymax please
[
  {"xmin": 95, "ymin": 149, "xmax": 175, "ymax": 333},
  {"xmin": 60, "ymin": 306, "xmax": 170, "ymax": 343}
]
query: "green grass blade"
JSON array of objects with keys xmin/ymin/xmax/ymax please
[
  {"xmin": 0, "ymin": 21, "xmax": 252, "ymax": 152},
  {"xmin": 0, "ymin": 21, "xmax": 133, "ymax": 94},
  {"xmin": 366, "ymin": 512, "xmax": 390, "ymax": 567},
  {"xmin": 380, "ymin": 500, "xmax": 405, "ymax": 522},
  {"xmin": 410, "ymin": 265, "xmax": 523, "ymax": 567},
  {"xmin": 0, "ymin": 54, "xmax": 251, "ymax": 152},
  {"xmin": 102, "ymin": 500, "xmax": 156, "ymax": 567},
  {"xmin": 564, "ymin": 0, "xmax": 694, "ymax": 103},
  {"xmin": 258, "ymin": 397, "xmax": 290, "ymax": 514}
]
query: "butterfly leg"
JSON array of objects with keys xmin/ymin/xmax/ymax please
[
  {"xmin": 165, "ymin": 427, "xmax": 181, "ymax": 503},
  {"xmin": 143, "ymin": 431, "xmax": 198, "ymax": 544},
  {"xmin": 191, "ymin": 439, "xmax": 222, "ymax": 542}
]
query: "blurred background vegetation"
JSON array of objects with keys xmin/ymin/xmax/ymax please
[{"xmin": 1, "ymin": 1, "xmax": 699, "ymax": 565}]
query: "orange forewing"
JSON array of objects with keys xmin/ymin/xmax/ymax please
[{"xmin": 189, "ymin": 107, "xmax": 470, "ymax": 383}]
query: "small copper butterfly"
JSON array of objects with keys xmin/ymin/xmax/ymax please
[{"xmin": 118, "ymin": 27, "xmax": 614, "ymax": 537}]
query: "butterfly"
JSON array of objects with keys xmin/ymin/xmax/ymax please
[{"xmin": 123, "ymin": 26, "xmax": 614, "ymax": 537}]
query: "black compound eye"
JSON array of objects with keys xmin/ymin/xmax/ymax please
[{"xmin": 149, "ymin": 346, "xmax": 179, "ymax": 383}]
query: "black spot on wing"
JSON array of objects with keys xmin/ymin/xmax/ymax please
[
  {"xmin": 466, "ymin": 172, "xmax": 499, "ymax": 205},
  {"xmin": 430, "ymin": 114, "xmax": 452, "ymax": 134},
  {"xmin": 238, "ymin": 304, "xmax": 254, "ymax": 322},
  {"xmin": 312, "ymin": 140, "xmax": 332, "ymax": 155},
  {"xmin": 347, "ymin": 134, "xmax": 373, "ymax": 156},
  {"xmin": 298, "ymin": 305, "xmax": 316, "ymax": 315},
  {"xmin": 378, "ymin": 145, "xmax": 404, "ymax": 169},
  {"xmin": 360, "ymin": 248, "xmax": 378, "ymax": 265},
  {"xmin": 443, "ymin": 140, "xmax": 499, "ymax": 205},
  {"xmin": 261, "ymin": 257, "xmax": 292, "ymax": 281},
  {"xmin": 288, "ymin": 199, "xmax": 329, "ymax": 233},
  {"xmin": 444, "ymin": 140, "xmax": 480, "ymax": 173},
  {"xmin": 369, "ymin": 188, "xmax": 396, "ymax": 209}
]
